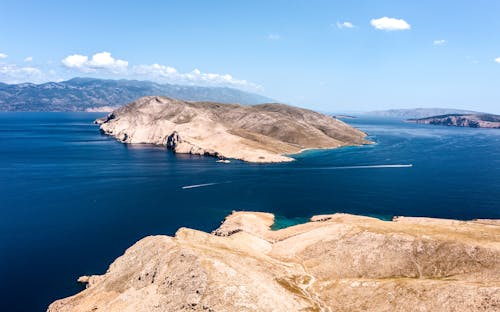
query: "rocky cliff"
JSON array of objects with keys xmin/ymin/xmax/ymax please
[
  {"xmin": 48, "ymin": 211, "xmax": 500, "ymax": 312},
  {"xmin": 408, "ymin": 113, "xmax": 500, "ymax": 128},
  {"xmin": 96, "ymin": 96, "xmax": 370, "ymax": 162}
]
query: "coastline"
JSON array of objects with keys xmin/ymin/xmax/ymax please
[
  {"xmin": 4, "ymin": 113, "xmax": 499, "ymax": 312},
  {"xmin": 48, "ymin": 211, "xmax": 500, "ymax": 312},
  {"xmin": 286, "ymin": 140, "xmax": 374, "ymax": 158},
  {"xmin": 95, "ymin": 97, "xmax": 372, "ymax": 164}
]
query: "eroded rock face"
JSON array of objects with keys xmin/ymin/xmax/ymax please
[
  {"xmin": 48, "ymin": 212, "xmax": 500, "ymax": 312},
  {"xmin": 95, "ymin": 96, "xmax": 370, "ymax": 163}
]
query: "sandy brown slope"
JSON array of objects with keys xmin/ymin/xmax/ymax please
[
  {"xmin": 95, "ymin": 96, "xmax": 369, "ymax": 162},
  {"xmin": 48, "ymin": 211, "xmax": 500, "ymax": 312}
]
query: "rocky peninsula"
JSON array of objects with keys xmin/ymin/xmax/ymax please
[
  {"xmin": 95, "ymin": 96, "xmax": 369, "ymax": 162},
  {"xmin": 48, "ymin": 211, "xmax": 499, "ymax": 312},
  {"xmin": 408, "ymin": 113, "xmax": 500, "ymax": 128}
]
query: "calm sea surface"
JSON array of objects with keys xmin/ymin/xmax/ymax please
[{"xmin": 1, "ymin": 112, "xmax": 499, "ymax": 311}]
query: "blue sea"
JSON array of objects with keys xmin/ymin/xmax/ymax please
[{"xmin": 1, "ymin": 112, "xmax": 499, "ymax": 311}]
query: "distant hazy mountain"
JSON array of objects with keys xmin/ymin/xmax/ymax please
[
  {"xmin": 366, "ymin": 108, "xmax": 481, "ymax": 119},
  {"xmin": 0, "ymin": 78, "xmax": 275, "ymax": 112},
  {"xmin": 408, "ymin": 113, "xmax": 500, "ymax": 129}
]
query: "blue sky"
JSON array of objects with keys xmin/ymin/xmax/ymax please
[{"xmin": 1, "ymin": 0, "xmax": 500, "ymax": 113}]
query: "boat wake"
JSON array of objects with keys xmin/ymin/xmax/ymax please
[
  {"xmin": 182, "ymin": 181, "xmax": 232, "ymax": 189},
  {"xmin": 322, "ymin": 164, "xmax": 413, "ymax": 170},
  {"xmin": 181, "ymin": 164, "xmax": 412, "ymax": 189}
]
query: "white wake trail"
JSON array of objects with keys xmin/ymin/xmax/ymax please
[
  {"xmin": 181, "ymin": 165, "xmax": 412, "ymax": 189},
  {"xmin": 182, "ymin": 181, "xmax": 232, "ymax": 189},
  {"xmin": 323, "ymin": 164, "xmax": 413, "ymax": 170}
]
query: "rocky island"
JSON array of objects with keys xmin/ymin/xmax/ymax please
[
  {"xmin": 408, "ymin": 113, "xmax": 500, "ymax": 128},
  {"xmin": 95, "ymin": 96, "xmax": 370, "ymax": 162},
  {"xmin": 367, "ymin": 108, "xmax": 480, "ymax": 119},
  {"xmin": 48, "ymin": 211, "xmax": 500, "ymax": 312}
]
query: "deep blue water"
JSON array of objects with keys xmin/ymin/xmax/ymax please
[{"xmin": 1, "ymin": 112, "xmax": 499, "ymax": 311}]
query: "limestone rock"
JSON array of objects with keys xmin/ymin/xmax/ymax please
[
  {"xmin": 48, "ymin": 212, "xmax": 500, "ymax": 312},
  {"xmin": 96, "ymin": 96, "xmax": 370, "ymax": 163}
]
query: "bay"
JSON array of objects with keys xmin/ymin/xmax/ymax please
[{"xmin": 0, "ymin": 112, "xmax": 499, "ymax": 311}]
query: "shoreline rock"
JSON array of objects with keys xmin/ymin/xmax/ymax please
[
  {"xmin": 48, "ymin": 211, "xmax": 500, "ymax": 312},
  {"xmin": 95, "ymin": 96, "xmax": 371, "ymax": 163}
]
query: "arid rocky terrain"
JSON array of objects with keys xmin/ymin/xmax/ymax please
[
  {"xmin": 96, "ymin": 96, "xmax": 369, "ymax": 162},
  {"xmin": 48, "ymin": 211, "xmax": 500, "ymax": 312}
]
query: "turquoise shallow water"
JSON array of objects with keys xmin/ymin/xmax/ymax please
[{"xmin": 0, "ymin": 112, "xmax": 499, "ymax": 311}]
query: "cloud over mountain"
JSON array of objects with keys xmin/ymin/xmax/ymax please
[
  {"xmin": 0, "ymin": 64, "xmax": 45, "ymax": 84},
  {"xmin": 60, "ymin": 51, "xmax": 261, "ymax": 90},
  {"xmin": 133, "ymin": 64, "xmax": 259, "ymax": 89},
  {"xmin": 62, "ymin": 52, "xmax": 128, "ymax": 73}
]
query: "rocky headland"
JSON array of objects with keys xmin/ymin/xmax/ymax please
[
  {"xmin": 48, "ymin": 211, "xmax": 499, "ymax": 312},
  {"xmin": 95, "ymin": 96, "xmax": 370, "ymax": 162},
  {"xmin": 408, "ymin": 113, "xmax": 500, "ymax": 128}
]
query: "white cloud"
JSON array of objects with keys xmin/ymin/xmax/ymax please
[
  {"xmin": 88, "ymin": 52, "xmax": 128, "ymax": 70},
  {"xmin": 495, "ymin": 57, "xmax": 500, "ymax": 64},
  {"xmin": 134, "ymin": 63, "xmax": 178, "ymax": 76},
  {"xmin": 433, "ymin": 39, "xmax": 447, "ymax": 46},
  {"xmin": 0, "ymin": 64, "xmax": 45, "ymax": 83},
  {"xmin": 33, "ymin": 51, "xmax": 260, "ymax": 90},
  {"xmin": 336, "ymin": 21, "xmax": 355, "ymax": 29},
  {"xmin": 24, "ymin": 56, "xmax": 33, "ymax": 62},
  {"xmin": 132, "ymin": 64, "xmax": 261, "ymax": 90},
  {"xmin": 0, "ymin": 53, "xmax": 8, "ymax": 59},
  {"xmin": 62, "ymin": 52, "xmax": 128, "ymax": 73},
  {"xmin": 370, "ymin": 17, "xmax": 411, "ymax": 31},
  {"xmin": 267, "ymin": 33, "xmax": 281, "ymax": 40},
  {"xmin": 62, "ymin": 54, "xmax": 89, "ymax": 69}
]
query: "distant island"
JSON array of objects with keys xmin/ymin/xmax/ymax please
[
  {"xmin": 332, "ymin": 114, "xmax": 356, "ymax": 119},
  {"xmin": 0, "ymin": 78, "xmax": 274, "ymax": 112},
  {"xmin": 366, "ymin": 108, "xmax": 481, "ymax": 119},
  {"xmin": 408, "ymin": 113, "xmax": 500, "ymax": 128},
  {"xmin": 48, "ymin": 211, "xmax": 500, "ymax": 312},
  {"xmin": 96, "ymin": 96, "xmax": 370, "ymax": 163}
]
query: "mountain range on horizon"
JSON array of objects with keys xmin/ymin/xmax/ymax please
[
  {"xmin": 365, "ymin": 108, "xmax": 483, "ymax": 119},
  {"xmin": 0, "ymin": 78, "xmax": 275, "ymax": 112},
  {"xmin": 408, "ymin": 113, "xmax": 500, "ymax": 129},
  {"xmin": 0, "ymin": 78, "xmax": 493, "ymax": 117}
]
